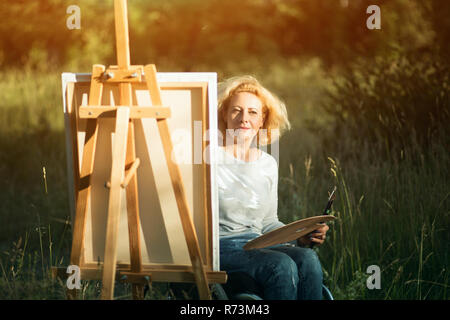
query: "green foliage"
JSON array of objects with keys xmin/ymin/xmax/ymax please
[
  {"xmin": 0, "ymin": 0, "xmax": 79, "ymax": 68},
  {"xmin": 1, "ymin": 0, "xmax": 447, "ymax": 70},
  {"xmin": 0, "ymin": 0, "xmax": 448, "ymax": 300},
  {"xmin": 322, "ymin": 51, "xmax": 449, "ymax": 160},
  {"xmin": 276, "ymin": 51, "xmax": 449, "ymax": 299}
]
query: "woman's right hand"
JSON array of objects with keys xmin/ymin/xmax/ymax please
[{"xmin": 297, "ymin": 223, "xmax": 329, "ymax": 247}]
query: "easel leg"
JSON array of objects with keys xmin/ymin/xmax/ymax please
[
  {"xmin": 143, "ymin": 64, "xmax": 211, "ymax": 300},
  {"xmin": 70, "ymin": 65, "xmax": 105, "ymax": 269},
  {"xmin": 132, "ymin": 284, "xmax": 145, "ymax": 300},
  {"xmin": 157, "ymin": 132, "xmax": 211, "ymax": 299},
  {"xmin": 66, "ymin": 288, "xmax": 79, "ymax": 300},
  {"xmin": 121, "ymin": 83, "xmax": 145, "ymax": 300},
  {"xmin": 101, "ymin": 107, "xmax": 131, "ymax": 300}
]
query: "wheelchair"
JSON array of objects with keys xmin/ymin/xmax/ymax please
[
  {"xmin": 211, "ymin": 272, "xmax": 334, "ymax": 300},
  {"xmin": 167, "ymin": 271, "xmax": 334, "ymax": 300}
]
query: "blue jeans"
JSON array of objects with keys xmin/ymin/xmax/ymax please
[{"xmin": 220, "ymin": 233, "xmax": 323, "ymax": 300}]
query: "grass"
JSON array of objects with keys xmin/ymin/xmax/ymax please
[
  {"xmin": 276, "ymin": 51, "xmax": 449, "ymax": 300},
  {"xmin": 277, "ymin": 151, "xmax": 449, "ymax": 299},
  {"xmin": 0, "ymin": 53, "xmax": 448, "ymax": 299}
]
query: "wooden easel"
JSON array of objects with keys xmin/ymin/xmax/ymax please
[{"xmin": 67, "ymin": 0, "xmax": 212, "ymax": 300}]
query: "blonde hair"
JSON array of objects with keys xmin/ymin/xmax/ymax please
[{"xmin": 217, "ymin": 75, "xmax": 291, "ymax": 145}]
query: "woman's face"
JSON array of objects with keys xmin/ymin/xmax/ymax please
[{"xmin": 223, "ymin": 92, "xmax": 265, "ymax": 143}]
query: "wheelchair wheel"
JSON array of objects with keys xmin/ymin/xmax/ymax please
[
  {"xmin": 322, "ymin": 285, "xmax": 334, "ymax": 300},
  {"xmin": 165, "ymin": 282, "xmax": 230, "ymax": 300},
  {"xmin": 210, "ymin": 283, "xmax": 229, "ymax": 300}
]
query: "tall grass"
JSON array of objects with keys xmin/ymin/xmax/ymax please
[
  {"xmin": 0, "ymin": 52, "xmax": 448, "ymax": 299},
  {"xmin": 0, "ymin": 67, "xmax": 169, "ymax": 299},
  {"xmin": 277, "ymin": 51, "xmax": 449, "ymax": 299},
  {"xmin": 279, "ymin": 137, "xmax": 448, "ymax": 299}
]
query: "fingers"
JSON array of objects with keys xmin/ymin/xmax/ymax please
[
  {"xmin": 310, "ymin": 232, "xmax": 326, "ymax": 240},
  {"xmin": 309, "ymin": 233, "xmax": 326, "ymax": 244},
  {"xmin": 298, "ymin": 223, "xmax": 330, "ymax": 247},
  {"xmin": 309, "ymin": 230, "xmax": 327, "ymax": 240},
  {"xmin": 310, "ymin": 229, "xmax": 327, "ymax": 236},
  {"xmin": 309, "ymin": 235, "xmax": 325, "ymax": 245},
  {"xmin": 312, "ymin": 224, "xmax": 329, "ymax": 236},
  {"xmin": 298, "ymin": 235, "xmax": 324, "ymax": 247},
  {"xmin": 307, "ymin": 225, "xmax": 329, "ymax": 246},
  {"xmin": 315, "ymin": 224, "xmax": 329, "ymax": 233}
]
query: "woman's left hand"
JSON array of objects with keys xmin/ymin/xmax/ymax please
[{"xmin": 297, "ymin": 223, "xmax": 330, "ymax": 247}]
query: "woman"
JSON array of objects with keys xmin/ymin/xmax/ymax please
[{"xmin": 217, "ymin": 75, "xmax": 329, "ymax": 300}]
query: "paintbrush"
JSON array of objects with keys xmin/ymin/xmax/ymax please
[{"xmin": 308, "ymin": 186, "xmax": 337, "ymax": 248}]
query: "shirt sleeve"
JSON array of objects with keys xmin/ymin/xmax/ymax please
[{"xmin": 261, "ymin": 158, "xmax": 285, "ymax": 234}]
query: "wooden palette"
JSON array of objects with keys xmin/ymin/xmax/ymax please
[{"xmin": 243, "ymin": 215, "xmax": 337, "ymax": 250}]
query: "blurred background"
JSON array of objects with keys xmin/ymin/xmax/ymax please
[{"xmin": 0, "ymin": 0, "xmax": 448, "ymax": 299}]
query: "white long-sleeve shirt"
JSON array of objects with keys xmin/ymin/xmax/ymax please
[{"xmin": 217, "ymin": 147, "xmax": 285, "ymax": 236}]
